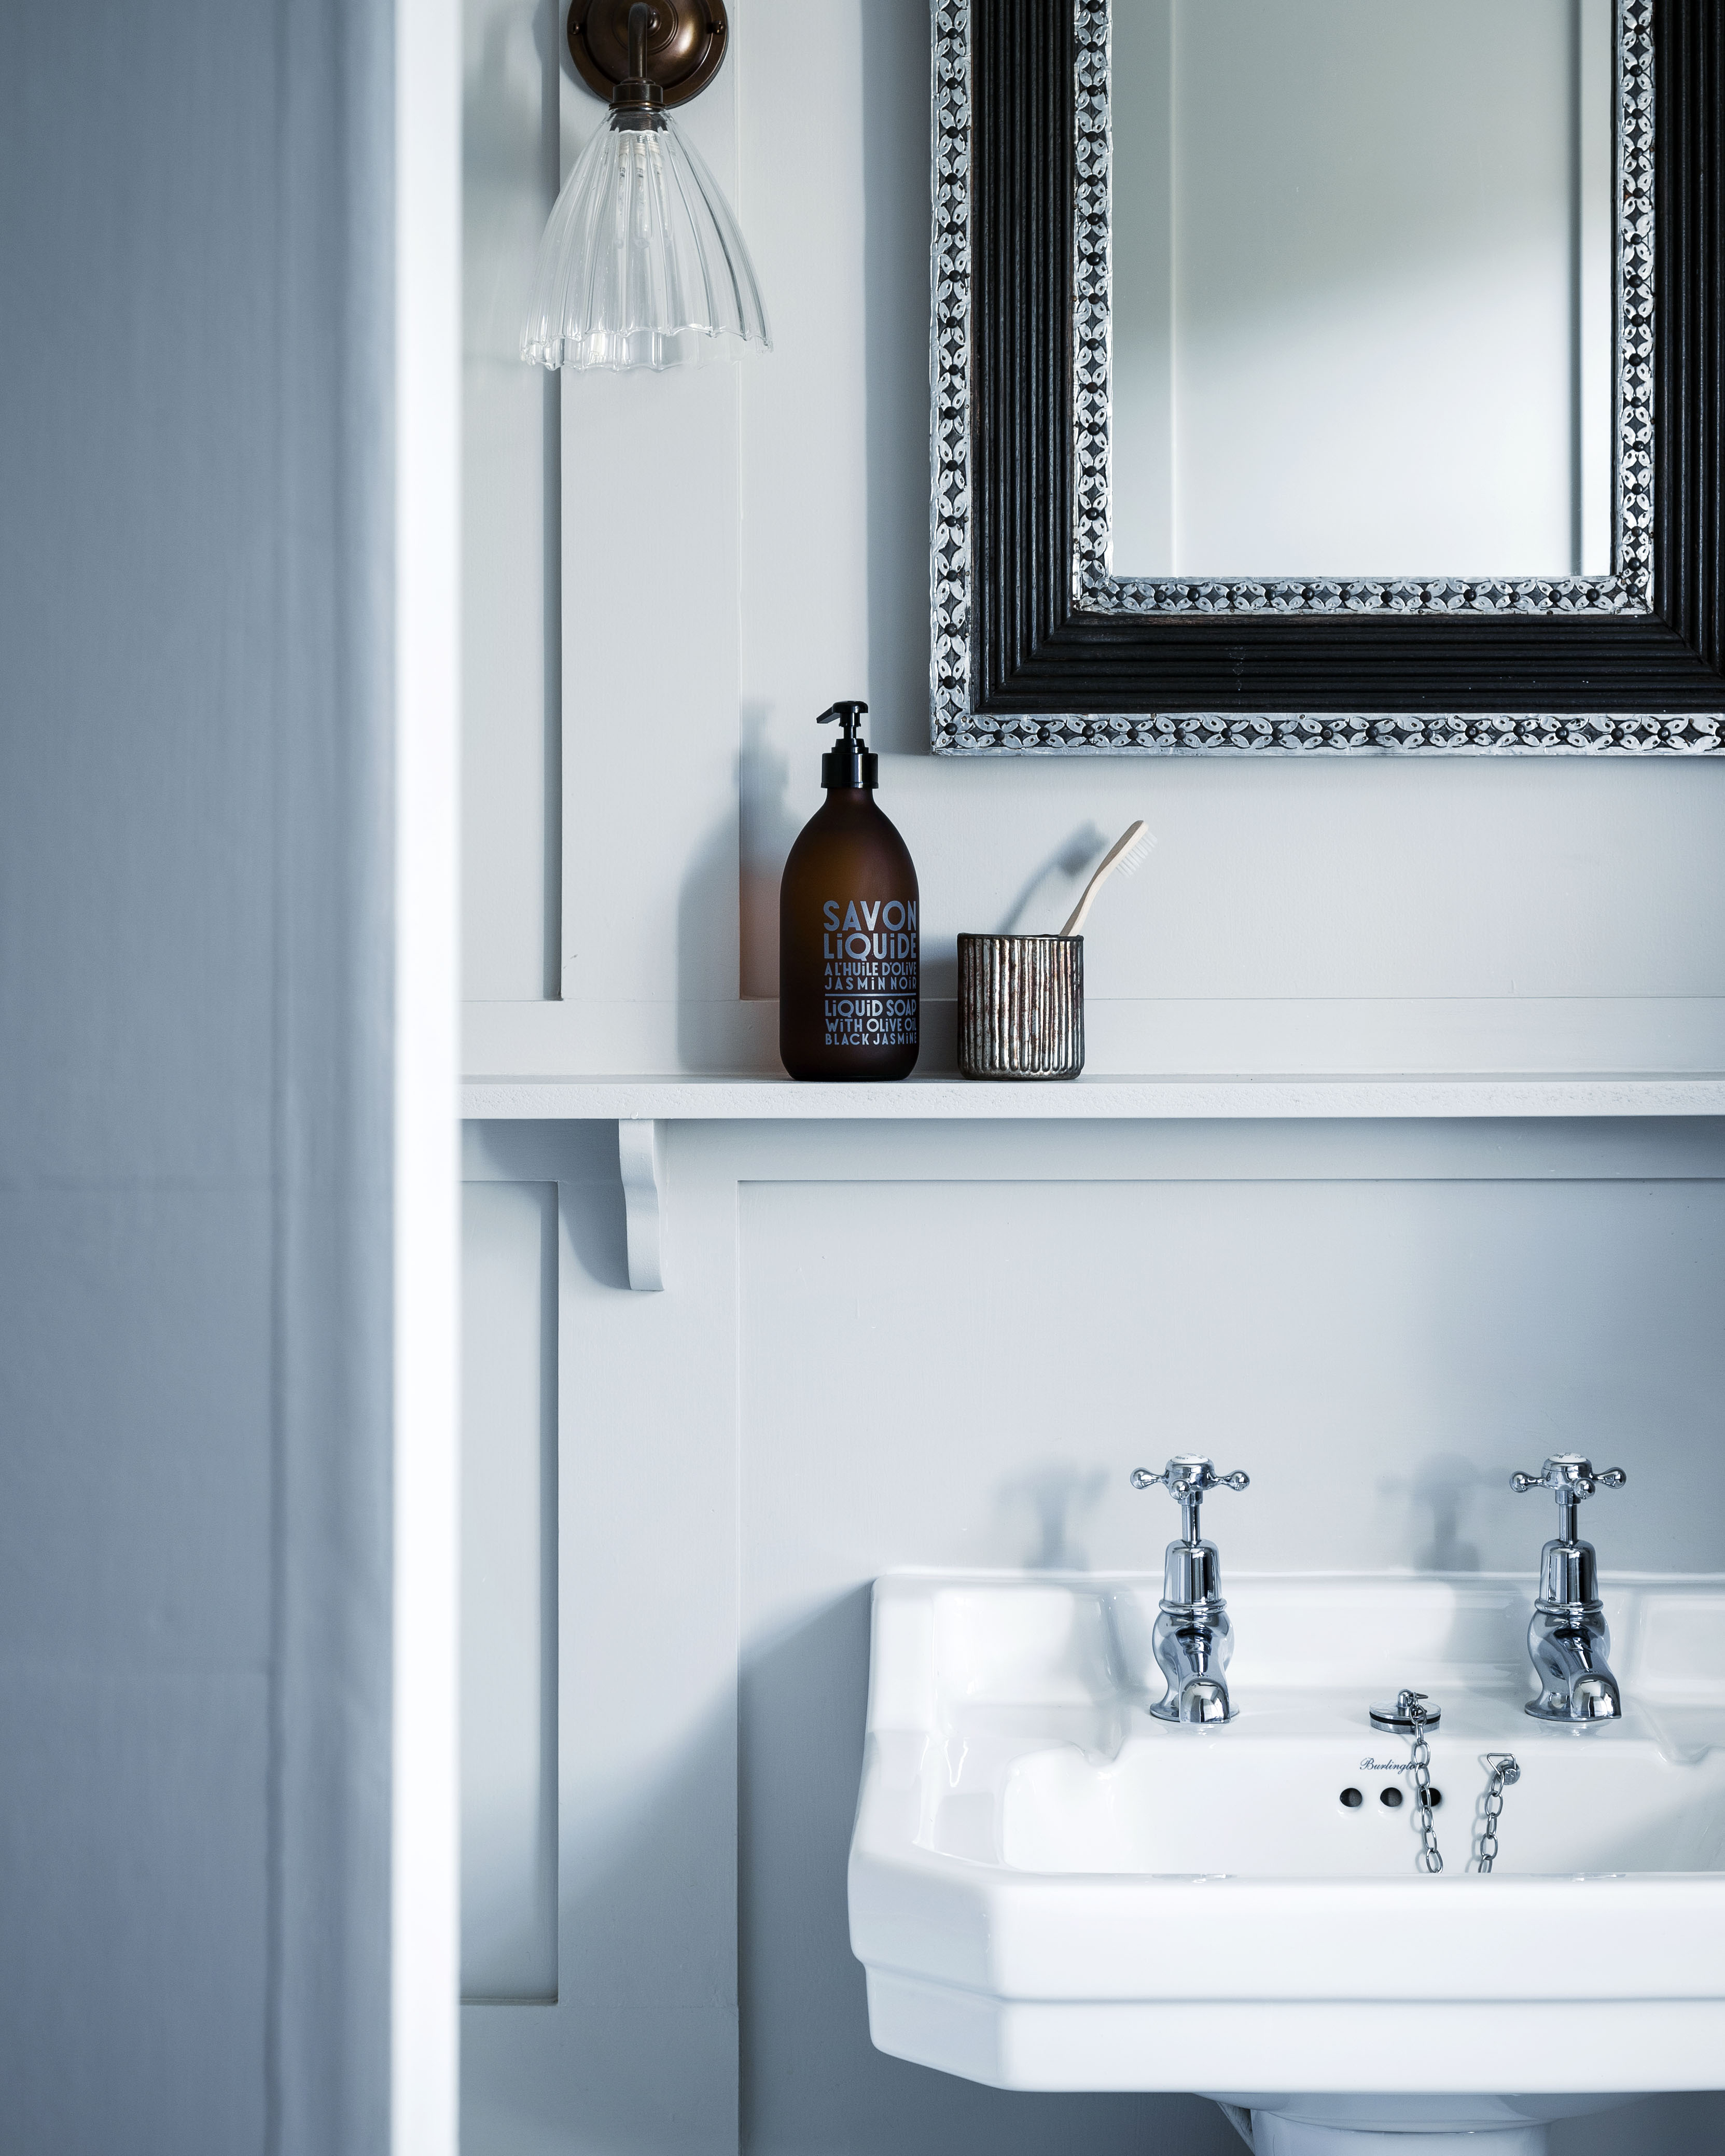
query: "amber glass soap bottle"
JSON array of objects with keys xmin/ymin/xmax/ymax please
[{"xmin": 779, "ymin": 702, "xmax": 920, "ymax": 1080}]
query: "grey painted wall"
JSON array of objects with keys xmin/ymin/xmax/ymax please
[
  {"xmin": 459, "ymin": 1117, "xmax": 1725, "ymax": 2156},
  {"xmin": 0, "ymin": 2, "xmax": 396, "ymax": 2148},
  {"xmin": 456, "ymin": 1, "xmax": 1725, "ymax": 2150}
]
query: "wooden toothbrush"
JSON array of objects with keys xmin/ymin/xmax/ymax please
[{"xmin": 1059, "ymin": 819, "xmax": 1156, "ymax": 937}]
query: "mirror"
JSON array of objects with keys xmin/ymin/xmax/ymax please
[
  {"xmin": 1109, "ymin": 0, "xmax": 1614, "ymax": 581},
  {"xmin": 934, "ymin": 0, "xmax": 1725, "ymax": 757}
]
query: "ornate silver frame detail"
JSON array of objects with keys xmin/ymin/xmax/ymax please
[
  {"xmin": 931, "ymin": 0, "xmax": 973, "ymax": 750},
  {"xmin": 929, "ymin": 0, "xmax": 1722, "ymax": 755}
]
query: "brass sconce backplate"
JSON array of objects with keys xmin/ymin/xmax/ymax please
[{"xmin": 567, "ymin": 0, "xmax": 729, "ymax": 108}]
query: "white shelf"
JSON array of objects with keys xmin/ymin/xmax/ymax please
[{"xmin": 462, "ymin": 1070, "xmax": 1725, "ymax": 1122}]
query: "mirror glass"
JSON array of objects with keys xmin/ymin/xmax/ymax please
[{"xmin": 1109, "ymin": 0, "xmax": 1615, "ymax": 581}]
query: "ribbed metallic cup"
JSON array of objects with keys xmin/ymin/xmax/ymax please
[{"xmin": 957, "ymin": 934, "xmax": 1084, "ymax": 1080}]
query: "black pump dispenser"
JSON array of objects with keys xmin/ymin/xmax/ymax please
[{"xmin": 817, "ymin": 701, "xmax": 878, "ymax": 789}]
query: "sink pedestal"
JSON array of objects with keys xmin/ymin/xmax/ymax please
[
  {"xmin": 1251, "ymin": 2116, "xmax": 1547, "ymax": 2156},
  {"xmin": 1231, "ymin": 2092, "xmax": 1635, "ymax": 2154}
]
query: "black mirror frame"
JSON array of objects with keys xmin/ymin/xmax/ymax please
[{"xmin": 938, "ymin": 0, "xmax": 1725, "ymax": 754}]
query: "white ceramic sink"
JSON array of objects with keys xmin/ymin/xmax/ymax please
[{"xmin": 848, "ymin": 1571, "xmax": 1725, "ymax": 2154}]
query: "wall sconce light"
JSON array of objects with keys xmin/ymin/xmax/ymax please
[{"xmin": 521, "ymin": 0, "xmax": 770, "ymax": 372}]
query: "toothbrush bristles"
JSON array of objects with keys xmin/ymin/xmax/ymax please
[{"xmin": 1116, "ymin": 830, "xmax": 1157, "ymax": 878}]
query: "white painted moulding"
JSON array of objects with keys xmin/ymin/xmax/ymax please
[
  {"xmin": 463, "ymin": 1073, "xmax": 1725, "ymax": 1121},
  {"xmin": 464, "ymin": 996, "xmax": 1725, "ymax": 1081}
]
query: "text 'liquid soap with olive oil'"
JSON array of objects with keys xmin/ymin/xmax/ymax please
[{"xmin": 779, "ymin": 701, "xmax": 919, "ymax": 1080}]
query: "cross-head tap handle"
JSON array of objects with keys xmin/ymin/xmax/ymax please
[
  {"xmin": 1511, "ymin": 1453, "xmax": 1626, "ymax": 1542},
  {"xmin": 1131, "ymin": 1455, "xmax": 1249, "ymax": 1545}
]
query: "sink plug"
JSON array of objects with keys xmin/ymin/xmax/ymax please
[
  {"xmin": 1130, "ymin": 1456, "xmax": 1249, "ymax": 1725},
  {"xmin": 1511, "ymin": 1454, "xmax": 1627, "ymax": 1723},
  {"xmin": 1369, "ymin": 1687, "xmax": 1441, "ymax": 1734}
]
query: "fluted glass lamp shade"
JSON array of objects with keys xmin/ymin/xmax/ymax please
[{"xmin": 521, "ymin": 107, "xmax": 770, "ymax": 372}]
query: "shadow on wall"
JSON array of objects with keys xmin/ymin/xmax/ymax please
[
  {"xmin": 1390, "ymin": 1179, "xmax": 1725, "ymax": 1577},
  {"xmin": 994, "ymin": 1463, "xmax": 1111, "ymax": 1569},
  {"xmin": 472, "ymin": 1118, "xmax": 632, "ymax": 1295},
  {"xmin": 1382, "ymin": 1450, "xmax": 1489, "ymax": 1574},
  {"xmin": 679, "ymin": 778, "xmax": 749, "ymax": 1066},
  {"xmin": 1555, "ymin": 2096, "xmax": 1725, "ymax": 2155},
  {"xmin": 996, "ymin": 823, "xmax": 1110, "ymax": 936},
  {"xmin": 740, "ymin": 701, "xmax": 801, "ymax": 1003}
]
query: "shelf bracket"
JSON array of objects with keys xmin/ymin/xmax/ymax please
[{"xmin": 618, "ymin": 1118, "xmax": 666, "ymax": 1291}]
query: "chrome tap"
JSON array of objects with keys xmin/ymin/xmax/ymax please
[
  {"xmin": 1130, "ymin": 1455, "xmax": 1249, "ymax": 1724},
  {"xmin": 1511, "ymin": 1454, "xmax": 1628, "ymax": 1723}
]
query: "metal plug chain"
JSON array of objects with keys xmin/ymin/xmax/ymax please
[
  {"xmin": 1366, "ymin": 1692, "xmax": 1521, "ymax": 1879},
  {"xmin": 1406, "ymin": 1704, "xmax": 1442, "ymax": 1874},
  {"xmin": 1476, "ymin": 1754, "xmax": 1520, "ymax": 1874}
]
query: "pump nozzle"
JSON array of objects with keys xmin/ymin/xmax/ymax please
[
  {"xmin": 816, "ymin": 701, "xmax": 868, "ymax": 736},
  {"xmin": 815, "ymin": 701, "xmax": 876, "ymax": 788}
]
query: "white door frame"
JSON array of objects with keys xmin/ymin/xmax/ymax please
[{"xmin": 395, "ymin": 0, "xmax": 465, "ymax": 2146}]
